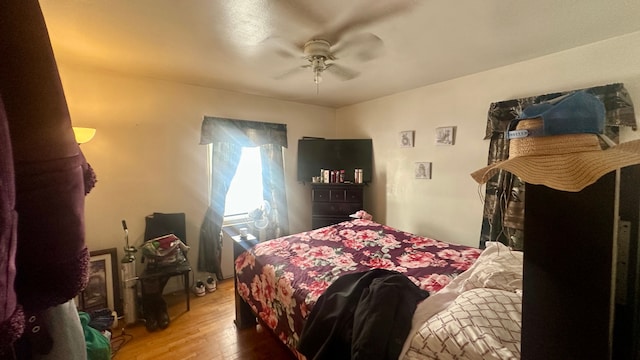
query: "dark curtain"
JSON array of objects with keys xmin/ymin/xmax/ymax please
[
  {"xmin": 198, "ymin": 117, "xmax": 288, "ymax": 280},
  {"xmin": 479, "ymin": 83, "xmax": 637, "ymax": 250},
  {"xmin": 200, "ymin": 117, "xmax": 288, "ymax": 147}
]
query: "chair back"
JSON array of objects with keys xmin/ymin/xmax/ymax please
[{"xmin": 144, "ymin": 212, "xmax": 186, "ymax": 244}]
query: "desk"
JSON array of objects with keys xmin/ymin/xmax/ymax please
[
  {"xmin": 232, "ymin": 234, "xmax": 258, "ymax": 329},
  {"xmin": 138, "ymin": 261, "xmax": 192, "ymax": 313}
]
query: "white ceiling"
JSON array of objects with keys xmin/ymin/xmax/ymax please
[{"xmin": 39, "ymin": 0, "xmax": 640, "ymax": 108}]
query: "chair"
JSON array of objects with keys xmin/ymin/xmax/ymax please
[{"xmin": 137, "ymin": 212, "xmax": 191, "ymax": 331}]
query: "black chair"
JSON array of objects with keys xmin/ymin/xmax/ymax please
[{"xmin": 138, "ymin": 212, "xmax": 191, "ymax": 331}]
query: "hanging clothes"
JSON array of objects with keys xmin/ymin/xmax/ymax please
[{"xmin": 0, "ymin": 0, "xmax": 95, "ymax": 357}]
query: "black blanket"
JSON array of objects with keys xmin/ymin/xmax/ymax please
[{"xmin": 297, "ymin": 269, "xmax": 429, "ymax": 360}]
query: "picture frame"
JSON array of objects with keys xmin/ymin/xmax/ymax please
[
  {"xmin": 415, "ymin": 162, "xmax": 432, "ymax": 179},
  {"xmin": 435, "ymin": 126, "xmax": 456, "ymax": 146},
  {"xmin": 77, "ymin": 248, "xmax": 121, "ymax": 315},
  {"xmin": 399, "ymin": 130, "xmax": 415, "ymax": 148}
]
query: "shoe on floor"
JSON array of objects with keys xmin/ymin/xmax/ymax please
[
  {"xmin": 205, "ymin": 276, "xmax": 217, "ymax": 293},
  {"xmin": 192, "ymin": 280, "xmax": 206, "ymax": 297}
]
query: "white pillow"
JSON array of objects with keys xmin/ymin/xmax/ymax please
[
  {"xmin": 407, "ymin": 287, "xmax": 521, "ymax": 360},
  {"xmin": 459, "ymin": 241, "xmax": 523, "ymax": 293}
]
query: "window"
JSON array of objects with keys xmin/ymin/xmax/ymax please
[{"xmin": 223, "ymin": 147, "xmax": 263, "ymax": 216}]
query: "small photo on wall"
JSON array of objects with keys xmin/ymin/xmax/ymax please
[
  {"xmin": 435, "ymin": 126, "xmax": 456, "ymax": 145},
  {"xmin": 399, "ymin": 130, "xmax": 415, "ymax": 148},
  {"xmin": 415, "ymin": 162, "xmax": 432, "ymax": 179}
]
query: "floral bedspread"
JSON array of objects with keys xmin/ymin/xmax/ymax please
[{"xmin": 234, "ymin": 218, "xmax": 481, "ymax": 355}]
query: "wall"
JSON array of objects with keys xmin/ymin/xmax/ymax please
[
  {"xmin": 58, "ymin": 30, "xmax": 640, "ymax": 286},
  {"xmin": 336, "ymin": 30, "xmax": 640, "ymax": 248},
  {"xmin": 56, "ymin": 64, "xmax": 336, "ymax": 282}
]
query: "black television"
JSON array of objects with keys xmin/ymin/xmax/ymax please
[{"xmin": 297, "ymin": 138, "xmax": 373, "ymax": 183}]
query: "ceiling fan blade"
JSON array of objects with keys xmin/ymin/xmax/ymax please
[
  {"xmin": 271, "ymin": 1, "xmax": 327, "ymax": 32},
  {"xmin": 332, "ymin": 32, "xmax": 384, "ymax": 62},
  {"xmin": 260, "ymin": 35, "xmax": 303, "ymax": 59},
  {"xmin": 325, "ymin": 63, "xmax": 359, "ymax": 81},
  {"xmin": 325, "ymin": 0, "xmax": 417, "ymax": 43},
  {"xmin": 273, "ymin": 64, "xmax": 309, "ymax": 80}
]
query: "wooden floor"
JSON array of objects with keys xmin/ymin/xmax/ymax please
[{"xmin": 111, "ymin": 279, "xmax": 296, "ymax": 360}]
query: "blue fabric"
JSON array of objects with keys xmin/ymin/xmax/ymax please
[{"xmin": 519, "ymin": 91, "xmax": 605, "ymax": 136}]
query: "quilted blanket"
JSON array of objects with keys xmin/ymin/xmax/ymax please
[{"xmin": 235, "ymin": 218, "xmax": 482, "ymax": 355}]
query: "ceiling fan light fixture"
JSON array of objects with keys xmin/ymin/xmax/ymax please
[
  {"xmin": 291, "ymin": 39, "xmax": 359, "ymax": 88},
  {"xmin": 311, "ymin": 57, "xmax": 326, "ymax": 84},
  {"xmin": 303, "ymin": 40, "xmax": 332, "ymax": 88}
]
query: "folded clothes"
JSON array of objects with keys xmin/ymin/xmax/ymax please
[{"xmin": 87, "ymin": 308, "xmax": 115, "ymax": 332}]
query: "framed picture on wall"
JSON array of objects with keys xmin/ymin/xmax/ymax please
[
  {"xmin": 415, "ymin": 162, "xmax": 432, "ymax": 179},
  {"xmin": 435, "ymin": 126, "xmax": 456, "ymax": 145},
  {"xmin": 399, "ymin": 130, "xmax": 415, "ymax": 148},
  {"xmin": 77, "ymin": 248, "xmax": 121, "ymax": 314}
]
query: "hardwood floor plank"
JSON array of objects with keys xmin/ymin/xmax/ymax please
[{"xmin": 112, "ymin": 279, "xmax": 295, "ymax": 360}]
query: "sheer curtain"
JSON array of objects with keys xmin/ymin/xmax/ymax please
[
  {"xmin": 260, "ymin": 143, "xmax": 289, "ymax": 241},
  {"xmin": 479, "ymin": 83, "xmax": 637, "ymax": 250},
  {"xmin": 198, "ymin": 117, "xmax": 288, "ymax": 280}
]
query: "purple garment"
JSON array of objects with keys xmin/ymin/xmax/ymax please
[
  {"xmin": 0, "ymin": 0, "xmax": 93, "ymax": 354},
  {"xmin": 0, "ymin": 97, "xmax": 24, "ymax": 356}
]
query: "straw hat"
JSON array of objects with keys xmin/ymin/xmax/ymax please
[{"xmin": 471, "ymin": 91, "xmax": 640, "ymax": 192}]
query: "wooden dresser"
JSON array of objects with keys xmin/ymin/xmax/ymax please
[{"xmin": 311, "ymin": 184, "xmax": 364, "ymax": 229}]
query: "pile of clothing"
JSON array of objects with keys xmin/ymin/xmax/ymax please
[{"xmin": 79, "ymin": 309, "xmax": 114, "ymax": 360}]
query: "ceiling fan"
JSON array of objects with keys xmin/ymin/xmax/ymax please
[
  {"xmin": 266, "ymin": 0, "xmax": 417, "ymax": 87},
  {"xmin": 276, "ymin": 36, "xmax": 381, "ymax": 85}
]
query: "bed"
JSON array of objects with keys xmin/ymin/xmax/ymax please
[{"xmin": 234, "ymin": 215, "xmax": 523, "ymax": 359}]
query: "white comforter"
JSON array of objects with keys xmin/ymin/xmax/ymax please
[{"xmin": 400, "ymin": 242, "xmax": 523, "ymax": 360}]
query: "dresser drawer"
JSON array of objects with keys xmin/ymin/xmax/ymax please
[
  {"xmin": 330, "ymin": 189, "xmax": 346, "ymax": 201},
  {"xmin": 312, "ymin": 202, "xmax": 362, "ymax": 216},
  {"xmin": 313, "ymin": 187, "xmax": 362, "ymax": 202},
  {"xmin": 312, "ymin": 216, "xmax": 352, "ymax": 229},
  {"xmin": 312, "ymin": 189, "xmax": 330, "ymax": 202},
  {"xmin": 345, "ymin": 189, "xmax": 363, "ymax": 202}
]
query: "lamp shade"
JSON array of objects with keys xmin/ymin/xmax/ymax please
[{"xmin": 72, "ymin": 127, "xmax": 96, "ymax": 144}]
